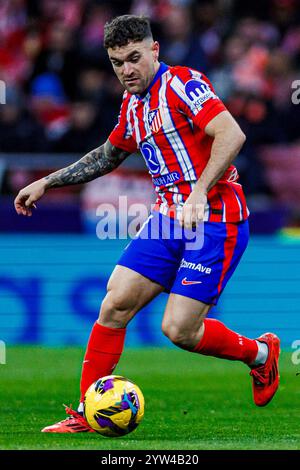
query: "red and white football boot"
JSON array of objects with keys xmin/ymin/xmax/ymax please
[
  {"xmin": 41, "ymin": 405, "xmax": 95, "ymax": 433},
  {"xmin": 250, "ymin": 332, "xmax": 280, "ymax": 407}
]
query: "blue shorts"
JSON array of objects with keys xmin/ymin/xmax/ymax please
[{"xmin": 118, "ymin": 211, "xmax": 249, "ymax": 305}]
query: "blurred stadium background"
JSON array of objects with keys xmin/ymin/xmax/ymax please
[{"xmin": 1, "ymin": 0, "xmax": 300, "ymax": 351}]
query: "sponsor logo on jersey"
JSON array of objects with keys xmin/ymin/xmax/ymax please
[
  {"xmin": 148, "ymin": 108, "xmax": 163, "ymax": 133},
  {"xmin": 179, "ymin": 258, "xmax": 212, "ymax": 274},
  {"xmin": 185, "ymin": 79, "xmax": 214, "ymax": 109},
  {"xmin": 152, "ymin": 171, "xmax": 181, "ymax": 186},
  {"xmin": 140, "ymin": 141, "xmax": 161, "ymax": 175}
]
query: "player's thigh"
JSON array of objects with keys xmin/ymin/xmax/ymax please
[
  {"xmin": 171, "ymin": 220, "xmax": 249, "ymax": 305},
  {"xmin": 162, "ymin": 293, "xmax": 211, "ymax": 340},
  {"xmin": 99, "ymin": 265, "xmax": 165, "ymax": 326},
  {"xmin": 117, "ymin": 211, "xmax": 183, "ymax": 293}
]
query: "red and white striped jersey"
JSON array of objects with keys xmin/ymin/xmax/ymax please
[{"xmin": 109, "ymin": 62, "xmax": 249, "ymax": 223}]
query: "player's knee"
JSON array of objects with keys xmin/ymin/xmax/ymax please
[
  {"xmin": 98, "ymin": 290, "xmax": 134, "ymax": 328},
  {"xmin": 162, "ymin": 317, "xmax": 204, "ymax": 349},
  {"xmin": 162, "ymin": 322, "xmax": 191, "ymax": 349}
]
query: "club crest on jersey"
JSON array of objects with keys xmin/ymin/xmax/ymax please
[{"xmin": 148, "ymin": 108, "xmax": 163, "ymax": 133}]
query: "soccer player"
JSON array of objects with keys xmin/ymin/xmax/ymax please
[{"xmin": 14, "ymin": 15, "xmax": 280, "ymax": 433}]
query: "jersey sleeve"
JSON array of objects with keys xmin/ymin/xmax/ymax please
[
  {"xmin": 169, "ymin": 68, "xmax": 227, "ymax": 129},
  {"xmin": 108, "ymin": 91, "xmax": 138, "ymax": 153}
]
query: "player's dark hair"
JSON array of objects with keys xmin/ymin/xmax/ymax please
[{"xmin": 104, "ymin": 15, "xmax": 153, "ymax": 49}]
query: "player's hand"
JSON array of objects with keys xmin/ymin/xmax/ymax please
[
  {"xmin": 14, "ymin": 179, "xmax": 47, "ymax": 217},
  {"xmin": 179, "ymin": 191, "xmax": 207, "ymax": 229}
]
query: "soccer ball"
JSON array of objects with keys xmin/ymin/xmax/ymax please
[{"xmin": 84, "ymin": 375, "xmax": 144, "ymax": 437}]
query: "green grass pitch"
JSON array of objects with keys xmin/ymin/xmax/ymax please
[{"xmin": 0, "ymin": 347, "xmax": 299, "ymax": 450}]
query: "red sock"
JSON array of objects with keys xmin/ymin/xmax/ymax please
[
  {"xmin": 80, "ymin": 322, "xmax": 126, "ymax": 402},
  {"xmin": 193, "ymin": 318, "xmax": 258, "ymax": 364}
]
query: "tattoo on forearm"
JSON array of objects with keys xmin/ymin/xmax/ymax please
[{"xmin": 45, "ymin": 141, "xmax": 130, "ymax": 188}]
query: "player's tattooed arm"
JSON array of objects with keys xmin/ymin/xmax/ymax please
[
  {"xmin": 14, "ymin": 140, "xmax": 131, "ymax": 216},
  {"xmin": 44, "ymin": 140, "xmax": 130, "ymax": 188}
]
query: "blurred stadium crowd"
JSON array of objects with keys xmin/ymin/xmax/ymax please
[{"xmin": 0, "ymin": 0, "xmax": 300, "ymax": 211}]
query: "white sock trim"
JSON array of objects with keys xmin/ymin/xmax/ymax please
[
  {"xmin": 77, "ymin": 402, "xmax": 84, "ymax": 414},
  {"xmin": 252, "ymin": 340, "xmax": 269, "ymax": 366}
]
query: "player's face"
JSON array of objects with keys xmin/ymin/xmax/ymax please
[{"xmin": 107, "ymin": 39, "xmax": 160, "ymax": 95}]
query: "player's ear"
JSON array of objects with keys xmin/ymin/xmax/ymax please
[{"xmin": 152, "ymin": 41, "xmax": 159, "ymax": 61}]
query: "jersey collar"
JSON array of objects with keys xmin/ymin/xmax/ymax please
[{"xmin": 136, "ymin": 62, "xmax": 169, "ymax": 100}]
